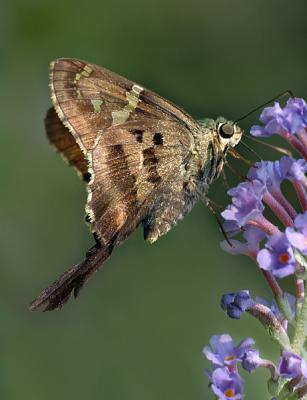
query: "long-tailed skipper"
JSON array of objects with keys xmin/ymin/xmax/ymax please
[{"xmin": 30, "ymin": 58, "xmax": 243, "ymax": 311}]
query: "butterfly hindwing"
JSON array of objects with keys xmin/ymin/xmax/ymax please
[
  {"xmin": 86, "ymin": 118, "xmax": 193, "ymax": 246},
  {"xmin": 45, "ymin": 107, "xmax": 89, "ymax": 179}
]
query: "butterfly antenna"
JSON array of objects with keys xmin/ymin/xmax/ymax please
[
  {"xmin": 221, "ymin": 169, "xmax": 230, "ymax": 189},
  {"xmin": 234, "ymin": 90, "xmax": 295, "ymax": 124},
  {"xmin": 238, "ymin": 141, "xmax": 262, "ymax": 161},
  {"xmin": 243, "ymin": 134, "xmax": 292, "ymax": 157}
]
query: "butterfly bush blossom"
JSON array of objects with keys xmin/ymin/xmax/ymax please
[{"xmin": 203, "ymin": 98, "xmax": 307, "ymax": 400}]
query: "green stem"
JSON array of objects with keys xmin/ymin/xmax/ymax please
[
  {"xmin": 292, "ymin": 285, "xmax": 307, "ymax": 354},
  {"xmin": 272, "ymin": 378, "xmax": 288, "ymax": 399}
]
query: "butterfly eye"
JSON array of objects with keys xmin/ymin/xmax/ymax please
[{"xmin": 219, "ymin": 123, "xmax": 234, "ymax": 139}]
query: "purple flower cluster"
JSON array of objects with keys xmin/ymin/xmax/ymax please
[
  {"xmin": 204, "ymin": 337, "xmax": 307, "ymax": 399},
  {"xmin": 251, "ymin": 98, "xmax": 307, "ymax": 137},
  {"xmin": 221, "ymin": 156, "xmax": 307, "ymax": 278},
  {"xmin": 202, "ymin": 335, "xmax": 300, "ymax": 399},
  {"xmin": 204, "ymin": 98, "xmax": 307, "ymax": 400},
  {"xmin": 250, "ymin": 97, "xmax": 307, "ymax": 160},
  {"xmin": 203, "ymin": 334, "xmax": 255, "ymax": 399},
  {"xmin": 247, "ymin": 157, "xmax": 307, "ymax": 193}
]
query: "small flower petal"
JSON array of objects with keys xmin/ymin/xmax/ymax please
[
  {"xmin": 278, "ymin": 351, "xmax": 306, "ymax": 379},
  {"xmin": 256, "ymin": 232, "xmax": 296, "ymax": 278},
  {"xmin": 211, "ymin": 368, "xmax": 244, "ymax": 400},
  {"xmin": 250, "ymin": 125, "xmax": 271, "ymax": 137}
]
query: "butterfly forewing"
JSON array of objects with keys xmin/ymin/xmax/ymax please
[
  {"xmin": 49, "ymin": 58, "xmax": 198, "ymax": 244},
  {"xmin": 50, "ymin": 59, "xmax": 199, "ymax": 149}
]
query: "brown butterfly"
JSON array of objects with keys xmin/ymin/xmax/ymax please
[{"xmin": 30, "ymin": 58, "xmax": 243, "ymax": 311}]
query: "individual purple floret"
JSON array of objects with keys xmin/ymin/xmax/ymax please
[
  {"xmin": 221, "ymin": 291, "xmax": 253, "ymax": 319},
  {"xmin": 242, "ymin": 349, "xmax": 278, "ymax": 381},
  {"xmin": 221, "ymin": 181, "xmax": 265, "ymax": 228},
  {"xmin": 286, "ymin": 211, "xmax": 307, "ymax": 255},
  {"xmin": 256, "ymin": 232, "xmax": 296, "ymax": 278},
  {"xmin": 283, "ymin": 98, "xmax": 307, "ymax": 135},
  {"xmin": 250, "ymin": 102, "xmax": 286, "ymax": 137},
  {"xmin": 203, "ymin": 334, "xmax": 255, "ymax": 368},
  {"xmin": 279, "ymin": 157, "xmax": 307, "ymax": 182},
  {"xmin": 250, "ymin": 98, "xmax": 307, "ymax": 137},
  {"xmin": 278, "ymin": 351, "xmax": 307, "ymax": 379},
  {"xmin": 209, "ymin": 367, "xmax": 244, "ymax": 400},
  {"xmin": 241, "ymin": 349, "xmax": 261, "ymax": 373},
  {"xmin": 260, "ymin": 102, "xmax": 284, "ymax": 125},
  {"xmin": 247, "ymin": 160, "xmax": 282, "ymax": 192},
  {"xmin": 247, "ymin": 158, "xmax": 307, "ymax": 193}
]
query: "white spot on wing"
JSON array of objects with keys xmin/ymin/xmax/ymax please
[
  {"xmin": 112, "ymin": 110, "xmax": 130, "ymax": 126},
  {"xmin": 112, "ymin": 84, "xmax": 144, "ymax": 126},
  {"xmin": 91, "ymin": 99, "xmax": 103, "ymax": 113}
]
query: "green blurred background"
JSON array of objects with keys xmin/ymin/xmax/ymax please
[{"xmin": 1, "ymin": 0, "xmax": 307, "ymax": 398}]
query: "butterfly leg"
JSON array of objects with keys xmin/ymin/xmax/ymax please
[{"xmin": 197, "ymin": 191, "xmax": 232, "ymax": 246}]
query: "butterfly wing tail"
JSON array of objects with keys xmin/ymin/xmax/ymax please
[{"xmin": 30, "ymin": 245, "xmax": 111, "ymax": 311}]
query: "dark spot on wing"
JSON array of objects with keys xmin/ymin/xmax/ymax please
[
  {"xmin": 132, "ymin": 129, "xmax": 143, "ymax": 143},
  {"xmin": 143, "ymin": 147, "xmax": 162, "ymax": 184},
  {"xmin": 143, "ymin": 147, "xmax": 158, "ymax": 166},
  {"xmin": 147, "ymin": 174, "xmax": 162, "ymax": 184},
  {"xmin": 153, "ymin": 132, "xmax": 163, "ymax": 145}
]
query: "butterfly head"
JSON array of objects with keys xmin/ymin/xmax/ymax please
[{"xmin": 216, "ymin": 118, "xmax": 243, "ymax": 150}]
